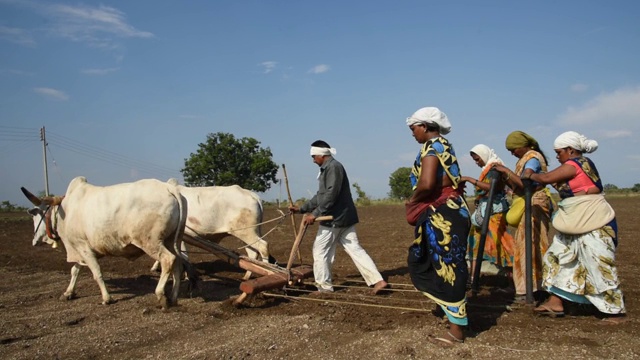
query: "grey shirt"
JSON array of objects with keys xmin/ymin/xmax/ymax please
[{"xmin": 300, "ymin": 157, "xmax": 359, "ymax": 227}]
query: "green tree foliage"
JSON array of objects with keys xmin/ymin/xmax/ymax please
[
  {"xmin": 632, "ymin": 183, "xmax": 640, "ymax": 192},
  {"xmin": 604, "ymin": 184, "xmax": 618, "ymax": 190},
  {"xmin": 388, "ymin": 167, "xmax": 413, "ymax": 200},
  {"xmin": 352, "ymin": 182, "xmax": 371, "ymax": 206},
  {"xmin": 1, "ymin": 201, "xmax": 15, "ymax": 211},
  {"xmin": 181, "ymin": 132, "xmax": 279, "ymax": 192},
  {"xmin": 0, "ymin": 201, "xmax": 27, "ymax": 212}
]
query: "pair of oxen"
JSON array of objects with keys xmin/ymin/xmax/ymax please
[{"xmin": 22, "ymin": 176, "xmax": 270, "ymax": 309}]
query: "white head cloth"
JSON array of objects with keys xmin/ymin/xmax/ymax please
[
  {"xmin": 405, "ymin": 107, "xmax": 452, "ymax": 135},
  {"xmin": 553, "ymin": 131, "xmax": 598, "ymax": 153},
  {"xmin": 310, "ymin": 146, "xmax": 337, "ymax": 156},
  {"xmin": 470, "ymin": 144, "xmax": 503, "ymax": 169}
]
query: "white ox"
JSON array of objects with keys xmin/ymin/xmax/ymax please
[
  {"xmin": 150, "ymin": 182, "xmax": 271, "ymax": 276},
  {"xmin": 22, "ymin": 176, "xmax": 187, "ymax": 308}
]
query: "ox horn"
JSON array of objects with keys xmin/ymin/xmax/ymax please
[
  {"xmin": 45, "ymin": 196, "xmax": 64, "ymax": 206},
  {"xmin": 20, "ymin": 187, "xmax": 64, "ymax": 206},
  {"xmin": 21, "ymin": 187, "xmax": 42, "ymax": 206}
]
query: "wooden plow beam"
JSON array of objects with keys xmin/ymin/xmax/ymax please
[
  {"xmin": 181, "ymin": 215, "xmax": 332, "ymax": 305},
  {"xmin": 236, "ymin": 215, "xmax": 333, "ymax": 303}
]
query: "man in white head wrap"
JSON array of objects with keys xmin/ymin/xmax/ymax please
[
  {"xmin": 405, "ymin": 107, "xmax": 452, "ymax": 135},
  {"xmin": 289, "ymin": 140, "xmax": 389, "ymax": 294},
  {"xmin": 310, "ymin": 145, "xmax": 337, "ymax": 157},
  {"xmin": 553, "ymin": 131, "xmax": 598, "ymax": 154}
]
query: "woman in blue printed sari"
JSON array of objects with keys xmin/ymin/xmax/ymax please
[{"xmin": 404, "ymin": 107, "xmax": 471, "ymax": 346}]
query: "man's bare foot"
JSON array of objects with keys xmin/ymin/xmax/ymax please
[{"xmin": 372, "ymin": 280, "xmax": 390, "ymax": 295}]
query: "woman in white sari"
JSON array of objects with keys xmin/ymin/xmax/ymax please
[{"xmin": 527, "ymin": 131, "xmax": 625, "ymax": 323}]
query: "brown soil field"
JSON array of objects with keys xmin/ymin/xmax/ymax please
[{"xmin": 1, "ymin": 197, "xmax": 638, "ymax": 360}]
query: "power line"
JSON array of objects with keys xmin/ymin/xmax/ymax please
[
  {"xmin": 0, "ymin": 125, "xmax": 183, "ymax": 180},
  {"xmin": 0, "ymin": 127, "xmax": 40, "ymax": 141},
  {"xmin": 46, "ymin": 131, "xmax": 181, "ymax": 177}
]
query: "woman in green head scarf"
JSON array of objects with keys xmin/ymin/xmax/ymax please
[
  {"xmin": 492, "ymin": 130, "xmax": 553, "ymax": 302},
  {"xmin": 505, "ymin": 131, "xmax": 540, "ymax": 151}
]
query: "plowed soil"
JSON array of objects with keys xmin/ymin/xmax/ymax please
[{"xmin": 1, "ymin": 197, "xmax": 638, "ymax": 359}]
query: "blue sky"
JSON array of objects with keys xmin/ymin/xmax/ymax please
[{"xmin": 1, "ymin": 0, "xmax": 639, "ymax": 207}]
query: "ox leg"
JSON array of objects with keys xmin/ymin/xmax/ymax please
[
  {"xmin": 239, "ymin": 236, "xmax": 272, "ymax": 280},
  {"xmin": 241, "ymin": 247, "xmax": 259, "ymax": 280},
  {"xmin": 235, "ymin": 231, "xmax": 270, "ymax": 263},
  {"xmin": 150, "ymin": 242, "xmax": 187, "ymax": 274},
  {"xmin": 170, "ymin": 255, "xmax": 184, "ymax": 304},
  {"xmin": 155, "ymin": 248, "xmax": 178, "ymax": 309},
  {"xmin": 42, "ymin": 238, "xmax": 59, "ymax": 248},
  {"xmin": 61, "ymin": 263, "xmax": 82, "ymax": 301},
  {"xmin": 81, "ymin": 256, "xmax": 114, "ymax": 305},
  {"xmin": 150, "ymin": 260, "xmax": 161, "ymax": 272}
]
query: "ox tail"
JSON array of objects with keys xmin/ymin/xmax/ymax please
[
  {"xmin": 251, "ymin": 192, "xmax": 276, "ymax": 264},
  {"xmin": 169, "ymin": 186, "xmax": 188, "ymax": 260},
  {"xmin": 251, "ymin": 191, "xmax": 264, "ymax": 237},
  {"xmin": 169, "ymin": 185, "xmax": 199, "ymax": 289}
]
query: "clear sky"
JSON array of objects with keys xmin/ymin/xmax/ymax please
[{"xmin": 1, "ymin": 0, "xmax": 639, "ymax": 207}]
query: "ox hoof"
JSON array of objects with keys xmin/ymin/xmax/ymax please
[
  {"xmin": 231, "ymin": 292, "xmax": 249, "ymax": 307},
  {"xmin": 60, "ymin": 293, "xmax": 75, "ymax": 301},
  {"xmin": 158, "ymin": 296, "xmax": 171, "ymax": 310},
  {"xmin": 101, "ymin": 298, "xmax": 115, "ymax": 305}
]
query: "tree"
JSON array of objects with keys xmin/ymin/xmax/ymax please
[
  {"xmin": 0, "ymin": 201, "xmax": 26, "ymax": 212},
  {"xmin": 388, "ymin": 167, "xmax": 413, "ymax": 200},
  {"xmin": 603, "ymin": 184, "xmax": 618, "ymax": 191},
  {"xmin": 632, "ymin": 183, "xmax": 640, "ymax": 193},
  {"xmin": 181, "ymin": 132, "xmax": 279, "ymax": 192},
  {"xmin": 352, "ymin": 182, "xmax": 371, "ymax": 206},
  {"xmin": 0, "ymin": 201, "xmax": 15, "ymax": 212}
]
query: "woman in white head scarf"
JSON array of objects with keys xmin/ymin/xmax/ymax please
[
  {"xmin": 460, "ymin": 145, "xmax": 515, "ymax": 287},
  {"xmin": 404, "ymin": 106, "xmax": 470, "ymax": 345},
  {"xmin": 527, "ymin": 131, "xmax": 625, "ymax": 323}
]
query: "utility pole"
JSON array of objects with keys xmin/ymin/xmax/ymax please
[
  {"xmin": 40, "ymin": 126, "xmax": 50, "ymax": 196},
  {"xmin": 278, "ymin": 177, "xmax": 282, "ymax": 207}
]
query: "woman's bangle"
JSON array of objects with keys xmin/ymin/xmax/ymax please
[{"xmin": 503, "ymin": 172, "xmax": 511, "ymax": 181}]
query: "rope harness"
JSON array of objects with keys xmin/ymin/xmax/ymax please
[
  {"xmin": 236, "ymin": 210, "xmax": 287, "ymax": 250},
  {"xmin": 183, "ymin": 210, "xmax": 288, "ymax": 254},
  {"xmin": 35, "ymin": 205, "xmax": 60, "ymax": 243}
]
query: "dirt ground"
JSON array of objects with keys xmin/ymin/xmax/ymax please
[{"xmin": 1, "ymin": 197, "xmax": 638, "ymax": 360}]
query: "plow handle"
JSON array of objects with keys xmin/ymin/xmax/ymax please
[{"xmin": 285, "ymin": 215, "xmax": 333, "ymax": 275}]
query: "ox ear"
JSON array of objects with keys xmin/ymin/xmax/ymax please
[{"xmin": 21, "ymin": 187, "xmax": 42, "ymax": 206}]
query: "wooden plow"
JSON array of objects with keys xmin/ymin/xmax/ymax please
[
  {"xmin": 260, "ymin": 279, "xmax": 516, "ymax": 313},
  {"xmin": 183, "ymin": 213, "xmax": 515, "ymax": 313},
  {"xmin": 182, "ymin": 215, "xmax": 333, "ymax": 305}
]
